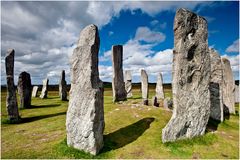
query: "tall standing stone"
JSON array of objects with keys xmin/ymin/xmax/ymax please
[
  {"xmin": 59, "ymin": 70, "xmax": 67, "ymax": 101},
  {"xmin": 18, "ymin": 71, "xmax": 32, "ymax": 108},
  {"xmin": 222, "ymin": 58, "xmax": 235, "ymax": 114},
  {"xmin": 162, "ymin": 8, "xmax": 211, "ymax": 143},
  {"xmin": 141, "ymin": 69, "xmax": 149, "ymax": 105},
  {"xmin": 235, "ymin": 85, "xmax": 239, "ymax": 103},
  {"xmin": 112, "ymin": 45, "xmax": 127, "ymax": 102},
  {"xmin": 209, "ymin": 48, "xmax": 224, "ymax": 122},
  {"xmin": 5, "ymin": 49, "xmax": 20, "ymax": 121},
  {"xmin": 32, "ymin": 86, "xmax": 39, "ymax": 97},
  {"xmin": 125, "ymin": 70, "xmax": 133, "ymax": 98},
  {"xmin": 66, "ymin": 24, "xmax": 104, "ymax": 155},
  {"xmin": 155, "ymin": 73, "xmax": 164, "ymax": 99},
  {"xmin": 40, "ymin": 78, "xmax": 49, "ymax": 99}
]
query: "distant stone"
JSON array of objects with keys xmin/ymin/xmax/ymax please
[
  {"xmin": 125, "ymin": 70, "xmax": 133, "ymax": 98},
  {"xmin": 222, "ymin": 57, "xmax": 235, "ymax": 114},
  {"xmin": 59, "ymin": 70, "xmax": 67, "ymax": 101},
  {"xmin": 5, "ymin": 49, "xmax": 20, "ymax": 121},
  {"xmin": 235, "ymin": 85, "xmax": 239, "ymax": 103},
  {"xmin": 18, "ymin": 71, "xmax": 32, "ymax": 108},
  {"xmin": 209, "ymin": 48, "xmax": 224, "ymax": 122},
  {"xmin": 66, "ymin": 24, "xmax": 104, "ymax": 155},
  {"xmin": 156, "ymin": 73, "xmax": 164, "ymax": 100},
  {"xmin": 40, "ymin": 78, "xmax": 49, "ymax": 99},
  {"xmin": 112, "ymin": 45, "xmax": 127, "ymax": 102},
  {"xmin": 162, "ymin": 8, "xmax": 211, "ymax": 143},
  {"xmin": 152, "ymin": 96, "xmax": 159, "ymax": 107},
  {"xmin": 32, "ymin": 86, "xmax": 39, "ymax": 97},
  {"xmin": 141, "ymin": 69, "xmax": 149, "ymax": 105},
  {"xmin": 163, "ymin": 97, "xmax": 173, "ymax": 110}
]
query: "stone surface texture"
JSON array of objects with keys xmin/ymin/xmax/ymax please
[
  {"xmin": 235, "ymin": 85, "xmax": 239, "ymax": 103},
  {"xmin": 112, "ymin": 45, "xmax": 127, "ymax": 102},
  {"xmin": 66, "ymin": 24, "xmax": 104, "ymax": 155},
  {"xmin": 222, "ymin": 58, "xmax": 235, "ymax": 114},
  {"xmin": 5, "ymin": 49, "xmax": 20, "ymax": 121},
  {"xmin": 155, "ymin": 73, "xmax": 164, "ymax": 99},
  {"xmin": 40, "ymin": 79, "xmax": 49, "ymax": 99},
  {"xmin": 162, "ymin": 8, "xmax": 211, "ymax": 143},
  {"xmin": 209, "ymin": 48, "xmax": 224, "ymax": 122},
  {"xmin": 59, "ymin": 70, "xmax": 67, "ymax": 101},
  {"xmin": 141, "ymin": 69, "xmax": 149, "ymax": 105},
  {"xmin": 32, "ymin": 86, "xmax": 39, "ymax": 97},
  {"xmin": 18, "ymin": 71, "xmax": 32, "ymax": 108},
  {"xmin": 125, "ymin": 70, "xmax": 133, "ymax": 98}
]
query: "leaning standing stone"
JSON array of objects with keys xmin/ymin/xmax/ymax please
[
  {"xmin": 162, "ymin": 8, "xmax": 211, "ymax": 143},
  {"xmin": 209, "ymin": 48, "xmax": 224, "ymax": 122},
  {"xmin": 32, "ymin": 86, "xmax": 39, "ymax": 97},
  {"xmin": 156, "ymin": 73, "xmax": 164, "ymax": 99},
  {"xmin": 66, "ymin": 24, "xmax": 104, "ymax": 155},
  {"xmin": 5, "ymin": 49, "xmax": 20, "ymax": 121},
  {"xmin": 40, "ymin": 78, "xmax": 49, "ymax": 99},
  {"xmin": 141, "ymin": 69, "xmax": 149, "ymax": 105},
  {"xmin": 125, "ymin": 70, "xmax": 133, "ymax": 98},
  {"xmin": 59, "ymin": 70, "xmax": 67, "ymax": 101},
  {"xmin": 18, "ymin": 71, "xmax": 32, "ymax": 108},
  {"xmin": 222, "ymin": 58, "xmax": 235, "ymax": 114},
  {"xmin": 112, "ymin": 45, "xmax": 127, "ymax": 102}
]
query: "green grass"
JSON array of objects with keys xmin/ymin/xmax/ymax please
[{"xmin": 1, "ymin": 88, "xmax": 239, "ymax": 159}]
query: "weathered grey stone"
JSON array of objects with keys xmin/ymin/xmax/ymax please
[
  {"xmin": 162, "ymin": 8, "xmax": 211, "ymax": 143},
  {"xmin": 112, "ymin": 45, "xmax": 127, "ymax": 102},
  {"xmin": 163, "ymin": 97, "xmax": 173, "ymax": 110},
  {"xmin": 18, "ymin": 71, "xmax": 32, "ymax": 108},
  {"xmin": 209, "ymin": 48, "xmax": 224, "ymax": 122},
  {"xmin": 125, "ymin": 70, "xmax": 133, "ymax": 98},
  {"xmin": 152, "ymin": 96, "xmax": 159, "ymax": 107},
  {"xmin": 222, "ymin": 57, "xmax": 235, "ymax": 114},
  {"xmin": 156, "ymin": 73, "xmax": 164, "ymax": 99},
  {"xmin": 235, "ymin": 85, "xmax": 239, "ymax": 103},
  {"xmin": 59, "ymin": 70, "xmax": 67, "ymax": 101},
  {"xmin": 40, "ymin": 78, "xmax": 49, "ymax": 99},
  {"xmin": 66, "ymin": 24, "xmax": 104, "ymax": 155},
  {"xmin": 5, "ymin": 49, "xmax": 20, "ymax": 121},
  {"xmin": 141, "ymin": 69, "xmax": 149, "ymax": 105},
  {"xmin": 32, "ymin": 86, "xmax": 39, "ymax": 97}
]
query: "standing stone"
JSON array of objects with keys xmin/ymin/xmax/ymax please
[
  {"xmin": 141, "ymin": 69, "xmax": 149, "ymax": 105},
  {"xmin": 59, "ymin": 70, "xmax": 67, "ymax": 101},
  {"xmin": 162, "ymin": 8, "xmax": 211, "ymax": 143},
  {"xmin": 18, "ymin": 71, "xmax": 32, "ymax": 108},
  {"xmin": 66, "ymin": 24, "xmax": 104, "ymax": 155},
  {"xmin": 222, "ymin": 58, "xmax": 235, "ymax": 114},
  {"xmin": 209, "ymin": 48, "xmax": 224, "ymax": 122},
  {"xmin": 5, "ymin": 49, "xmax": 20, "ymax": 121},
  {"xmin": 235, "ymin": 85, "xmax": 239, "ymax": 103},
  {"xmin": 40, "ymin": 78, "xmax": 49, "ymax": 99},
  {"xmin": 32, "ymin": 86, "xmax": 39, "ymax": 97},
  {"xmin": 152, "ymin": 96, "xmax": 159, "ymax": 107},
  {"xmin": 112, "ymin": 45, "xmax": 127, "ymax": 102},
  {"xmin": 163, "ymin": 97, "xmax": 173, "ymax": 110},
  {"xmin": 156, "ymin": 73, "xmax": 164, "ymax": 99},
  {"xmin": 125, "ymin": 70, "xmax": 133, "ymax": 98}
]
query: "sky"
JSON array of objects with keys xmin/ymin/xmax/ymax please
[{"xmin": 1, "ymin": 1, "xmax": 239, "ymax": 85}]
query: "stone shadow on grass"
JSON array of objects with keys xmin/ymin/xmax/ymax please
[
  {"xmin": 21, "ymin": 111, "xmax": 66, "ymax": 123},
  {"xmin": 100, "ymin": 117, "xmax": 155, "ymax": 153},
  {"xmin": 28, "ymin": 104, "xmax": 61, "ymax": 109}
]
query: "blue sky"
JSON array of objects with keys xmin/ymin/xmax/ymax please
[{"xmin": 1, "ymin": 1, "xmax": 239, "ymax": 85}]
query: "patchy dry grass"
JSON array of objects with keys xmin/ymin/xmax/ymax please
[{"xmin": 1, "ymin": 88, "xmax": 239, "ymax": 159}]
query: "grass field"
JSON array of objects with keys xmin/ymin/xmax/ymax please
[{"xmin": 1, "ymin": 87, "xmax": 239, "ymax": 159}]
